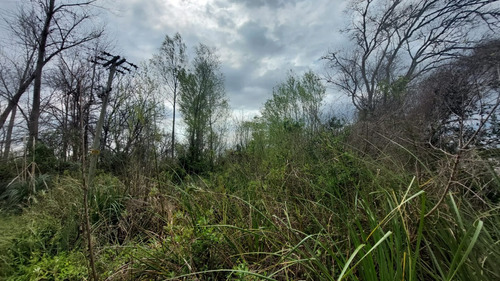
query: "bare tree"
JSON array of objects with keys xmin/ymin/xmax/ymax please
[
  {"xmin": 397, "ymin": 39, "xmax": 500, "ymax": 215},
  {"xmin": 324, "ymin": 0, "xmax": 500, "ymax": 119},
  {"xmin": 0, "ymin": 36, "xmax": 37, "ymax": 135},
  {"xmin": 100, "ymin": 69, "xmax": 166, "ymax": 176},
  {"xmin": 42, "ymin": 48, "xmax": 106, "ymax": 161},
  {"xmin": 0, "ymin": 0, "xmax": 103, "ymax": 148},
  {"xmin": 411, "ymin": 39, "xmax": 500, "ymax": 150}
]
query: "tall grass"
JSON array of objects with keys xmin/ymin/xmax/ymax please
[
  {"xmin": 1, "ymin": 133, "xmax": 499, "ymax": 280},
  {"xmin": 118, "ymin": 135, "xmax": 500, "ymax": 280},
  {"xmin": 0, "ymin": 174, "xmax": 132, "ymax": 280}
]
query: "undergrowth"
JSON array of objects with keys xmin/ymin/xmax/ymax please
[{"xmin": 0, "ymin": 133, "xmax": 499, "ymax": 280}]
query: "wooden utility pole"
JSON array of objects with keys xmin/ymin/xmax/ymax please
[
  {"xmin": 87, "ymin": 52, "xmax": 137, "ymax": 188},
  {"xmin": 83, "ymin": 52, "xmax": 137, "ymax": 280}
]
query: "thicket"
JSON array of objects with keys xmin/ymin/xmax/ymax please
[
  {"xmin": 1, "ymin": 121, "xmax": 499, "ymax": 280},
  {"xmin": 1, "ymin": 59, "xmax": 500, "ymax": 280}
]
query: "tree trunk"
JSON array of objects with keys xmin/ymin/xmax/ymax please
[
  {"xmin": 171, "ymin": 90, "xmax": 176, "ymax": 159},
  {"xmin": 28, "ymin": 0, "xmax": 55, "ymax": 148},
  {"xmin": 3, "ymin": 106, "xmax": 17, "ymax": 159}
]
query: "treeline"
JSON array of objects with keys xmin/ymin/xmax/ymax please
[
  {"xmin": 0, "ymin": 6, "xmax": 230, "ymax": 179},
  {"xmin": 1, "ymin": 0, "xmax": 499, "ymax": 179}
]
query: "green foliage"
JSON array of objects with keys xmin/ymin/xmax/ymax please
[
  {"xmin": 90, "ymin": 174, "xmax": 127, "ymax": 223},
  {"xmin": 0, "ymin": 174, "xmax": 132, "ymax": 280},
  {"xmin": 121, "ymin": 207, "xmax": 227, "ymax": 280},
  {"xmin": 377, "ymin": 76, "xmax": 409, "ymax": 102},
  {"xmin": 0, "ymin": 174, "xmax": 52, "ymax": 211},
  {"xmin": 1, "ymin": 136, "xmax": 499, "ymax": 280},
  {"xmin": 262, "ymin": 70, "xmax": 325, "ymax": 137},
  {"xmin": 30, "ymin": 141, "xmax": 59, "ymax": 174},
  {"xmin": 0, "ymin": 160, "xmax": 17, "ymax": 188},
  {"xmin": 423, "ymin": 194, "xmax": 500, "ymax": 280},
  {"xmin": 0, "ymin": 177, "xmax": 84, "ymax": 279},
  {"xmin": 7, "ymin": 252, "xmax": 88, "ymax": 281},
  {"xmin": 178, "ymin": 43, "xmax": 229, "ymax": 174}
]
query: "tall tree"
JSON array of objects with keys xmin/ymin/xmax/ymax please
[
  {"xmin": 100, "ymin": 66, "xmax": 166, "ymax": 176},
  {"xmin": 0, "ymin": 32, "xmax": 37, "ymax": 135},
  {"xmin": 324, "ymin": 0, "xmax": 500, "ymax": 119},
  {"xmin": 151, "ymin": 33, "xmax": 187, "ymax": 159},
  {"xmin": 179, "ymin": 44, "xmax": 228, "ymax": 172}
]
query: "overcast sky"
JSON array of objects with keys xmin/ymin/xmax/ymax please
[
  {"xmin": 0, "ymin": 0, "xmax": 353, "ymax": 118},
  {"xmin": 100, "ymin": 0, "xmax": 352, "ymax": 116}
]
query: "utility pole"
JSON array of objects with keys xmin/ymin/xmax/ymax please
[
  {"xmin": 83, "ymin": 52, "xmax": 137, "ymax": 281},
  {"xmin": 87, "ymin": 53, "xmax": 137, "ymax": 187}
]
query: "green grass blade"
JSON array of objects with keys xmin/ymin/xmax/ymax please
[
  {"xmin": 410, "ymin": 193, "xmax": 426, "ymax": 281},
  {"xmin": 347, "ymin": 231, "xmax": 393, "ymax": 278},
  {"xmin": 448, "ymin": 193, "xmax": 464, "ymax": 231},
  {"xmin": 337, "ymin": 244, "xmax": 366, "ymax": 281},
  {"xmin": 446, "ymin": 220, "xmax": 484, "ymax": 281}
]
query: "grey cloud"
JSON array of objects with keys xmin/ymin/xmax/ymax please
[
  {"xmin": 223, "ymin": 65, "xmax": 247, "ymax": 93},
  {"xmin": 129, "ymin": 0, "xmax": 164, "ymax": 28},
  {"xmin": 205, "ymin": 3, "xmax": 237, "ymax": 29},
  {"xmin": 224, "ymin": 62, "xmax": 289, "ymax": 111},
  {"xmin": 237, "ymin": 21, "xmax": 283, "ymax": 56},
  {"xmin": 255, "ymin": 68, "xmax": 287, "ymax": 91},
  {"xmin": 223, "ymin": 61, "xmax": 284, "ymax": 93},
  {"xmin": 216, "ymin": 15, "xmax": 235, "ymax": 28},
  {"xmin": 99, "ymin": 0, "xmax": 349, "ymax": 114},
  {"xmin": 2, "ymin": 0, "xmax": 353, "ymax": 118}
]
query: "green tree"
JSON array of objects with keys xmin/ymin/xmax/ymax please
[
  {"xmin": 151, "ymin": 33, "xmax": 187, "ymax": 159},
  {"xmin": 262, "ymin": 71, "xmax": 326, "ymax": 137},
  {"xmin": 249, "ymin": 71, "xmax": 327, "ymax": 165},
  {"xmin": 179, "ymin": 44, "xmax": 228, "ymax": 173}
]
